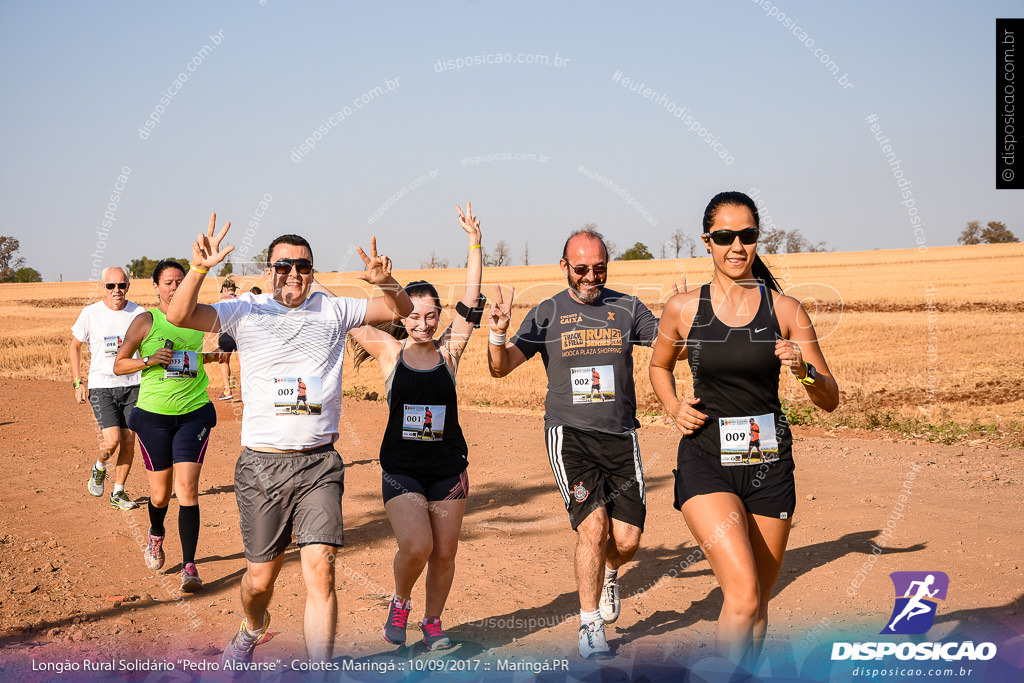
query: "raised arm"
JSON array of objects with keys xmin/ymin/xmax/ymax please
[
  {"xmin": 439, "ymin": 202, "xmax": 483, "ymax": 364},
  {"xmin": 166, "ymin": 212, "xmax": 233, "ymax": 333},
  {"xmin": 359, "ymin": 237, "xmax": 414, "ymax": 325},
  {"xmin": 486, "ymin": 284, "xmax": 528, "ymax": 377}
]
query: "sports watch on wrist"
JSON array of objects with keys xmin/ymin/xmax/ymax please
[
  {"xmin": 455, "ymin": 293, "xmax": 488, "ymax": 328},
  {"xmin": 799, "ymin": 362, "xmax": 817, "ymax": 386},
  {"xmin": 142, "ymin": 356, "xmax": 150, "ymax": 367},
  {"xmin": 72, "ymin": 378, "xmax": 83, "ymax": 389}
]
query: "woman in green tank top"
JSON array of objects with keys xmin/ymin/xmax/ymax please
[{"xmin": 114, "ymin": 260, "xmax": 227, "ymax": 593}]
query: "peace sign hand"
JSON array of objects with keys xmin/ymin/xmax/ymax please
[
  {"xmin": 192, "ymin": 212, "xmax": 234, "ymax": 269},
  {"xmin": 488, "ymin": 284, "xmax": 515, "ymax": 333},
  {"xmin": 356, "ymin": 236, "xmax": 394, "ymax": 286},
  {"xmin": 456, "ymin": 201, "xmax": 482, "ymax": 246}
]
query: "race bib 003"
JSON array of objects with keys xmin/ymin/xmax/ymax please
[
  {"xmin": 718, "ymin": 414, "xmax": 779, "ymax": 466},
  {"xmin": 164, "ymin": 350, "xmax": 198, "ymax": 380},
  {"xmin": 571, "ymin": 365, "xmax": 615, "ymax": 404},
  {"xmin": 103, "ymin": 335, "xmax": 122, "ymax": 357},
  {"xmin": 273, "ymin": 376, "xmax": 322, "ymax": 416},
  {"xmin": 403, "ymin": 404, "xmax": 446, "ymax": 441}
]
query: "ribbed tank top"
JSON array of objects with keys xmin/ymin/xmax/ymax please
[
  {"xmin": 136, "ymin": 308, "xmax": 210, "ymax": 415},
  {"xmin": 379, "ymin": 341, "xmax": 468, "ymax": 480},
  {"xmin": 685, "ymin": 284, "xmax": 792, "ymax": 460}
]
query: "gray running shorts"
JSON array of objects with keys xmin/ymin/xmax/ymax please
[
  {"xmin": 235, "ymin": 444, "xmax": 345, "ymax": 563},
  {"xmin": 89, "ymin": 385, "xmax": 139, "ymax": 430}
]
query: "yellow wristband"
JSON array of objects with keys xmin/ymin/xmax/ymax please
[
  {"xmin": 468, "ymin": 244, "xmax": 481, "ymax": 250},
  {"xmin": 191, "ymin": 264, "xmax": 209, "ymax": 274}
]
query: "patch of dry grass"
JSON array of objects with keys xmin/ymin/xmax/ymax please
[{"xmin": 3, "ymin": 244, "xmax": 1022, "ymax": 442}]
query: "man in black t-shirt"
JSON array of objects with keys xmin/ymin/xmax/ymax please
[{"xmin": 487, "ymin": 229, "xmax": 660, "ymax": 660}]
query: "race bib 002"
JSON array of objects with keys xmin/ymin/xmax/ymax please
[
  {"xmin": 403, "ymin": 404, "xmax": 446, "ymax": 441},
  {"xmin": 103, "ymin": 335, "xmax": 122, "ymax": 357},
  {"xmin": 571, "ymin": 365, "xmax": 615, "ymax": 404},
  {"xmin": 718, "ymin": 414, "xmax": 779, "ymax": 466},
  {"xmin": 164, "ymin": 350, "xmax": 198, "ymax": 380},
  {"xmin": 273, "ymin": 376, "xmax": 322, "ymax": 416}
]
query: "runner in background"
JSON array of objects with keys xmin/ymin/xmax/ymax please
[
  {"xmin": 114, "ymin": 260, "xmax": 227, "ymax": 591},
  {"xmin": 69, "ymin": 266, "xmax": 146, "ymax": 510},
  {"xmin": 348, "ymin": 202, "xmax": 482, "ymax": 651},
  {"xmin": 216, "ymin": 279, "xmax": 238, "ymax": 400},
  {"xmin": 649, "ymin": 191, "xmax": 839, "ymax": 672}
]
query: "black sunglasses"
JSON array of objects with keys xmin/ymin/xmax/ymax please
[
  {"xmin": 104, "ymin": 282, "xmax": 129, "ymax": 290},
  {"xmin": 565, "ymin": 262, "xmax": 608, "ymax": 276},
  {"xmin": 270, "ymin": 258, "xmax": 314, "ymax": 275},
  {"xmin": 704, "ymin": 228, "xmax": 759, "ymax": 246}
]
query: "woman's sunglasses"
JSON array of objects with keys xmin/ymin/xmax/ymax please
[
  {"xmin": 703, "ymin": 228, "xmax": 759, "ymax": 247},
  {"xmin": 270, "ymin": 258, "xmax": 314, "ymax": 275},
  {"xmin": 104, "ymin": 282, "xmax": 129, "ymax": 290}
]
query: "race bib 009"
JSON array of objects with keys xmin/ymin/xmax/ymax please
[
  {"xmin": 403, "ymin": 404, "xmax": 446, "ymax": 441},
  {"xmin": 273, "ymin": 376, "xmax": 322, "ymax": 416},
  {"xmin": 571, "ymin": 365, "xmax": 615, "ymax": 404},
  {"xmin": 719, "ymin": 414, "xmax": 779, "ymax": 466},
  {"xmin": 164, "ymin": 350, "xmax": 198, "ymax": 379}
]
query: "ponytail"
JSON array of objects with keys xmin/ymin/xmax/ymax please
[{"xmin": 751, "ymin": 253, "xmax": 781, "ymax": 292}]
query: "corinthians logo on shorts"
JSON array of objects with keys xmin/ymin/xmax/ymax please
[
  {"xmin": 881, "ymin": 571, "xmax": 949, "ymax": 635},
  {"xmin": 571, "ymin": 481, "xmax": 589, "ymax": 502}
]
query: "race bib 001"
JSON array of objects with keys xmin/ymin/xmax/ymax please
[
  {"xmin": 103, "ymin": 335, "xmax": 122, "ymax": 357},
  {"xmin": 571, "ymin": 365, "xmax": 615, "ymax": 404},
  {"xmin": 719, "ymin": 414, "xmax": 779, "ymax": 466},
  {"xmin": 273, "ymin": 376, "xmax": 322, "ymax": 416},
  {"xmin": 164, "ymin": 350, "xmax": 198, "ymax": 379},
  {"xmin": 403, "ymin": 404, "xmax": 446, "ymax": 441}
]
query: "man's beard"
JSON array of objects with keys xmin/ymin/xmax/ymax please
[{"xmin": 567, "ymin": 272, "xmax": 604, "ymax": 304}]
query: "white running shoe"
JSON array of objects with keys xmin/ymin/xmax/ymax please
[
  {"xmin": 578, "ymin": 621, "xmax": 612, "ymax": 659},
  {"xmin": 87, "ymin": 464, "xmax": 106, "ymax": 496},
  {"xmin": 600, "ymin": 575, "xmax": 620, "ymax": 623}
]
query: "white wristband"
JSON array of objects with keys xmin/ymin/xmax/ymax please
[{"xmin": 489, "ymin": 331, "xmax": 507, "ymax": 346}]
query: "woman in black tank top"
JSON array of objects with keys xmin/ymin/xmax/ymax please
[
  {"xmin": 649, "ymin": 192, "xmax": 839, "ymax": 671},
  {"xmin": 348, "ymin": 203, "xmax": 482, "ymax": 651}
]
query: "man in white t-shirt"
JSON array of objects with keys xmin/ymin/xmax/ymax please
[
  {"xmin": 69, "ymin": 266, "xmax": 147, "ymax": 510},
  {"xmin": 167, "ymin": 214, "xmax": 413, "ymax": 666}
]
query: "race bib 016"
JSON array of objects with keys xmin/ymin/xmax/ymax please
[
  {"xmin": 571, "ymin": 365, "xmax": 615, "ymax": 404},
  {"xmin": 103, "ymin": 335, "xmax": 122, "ymax": 357},
  {"xmin": 403, "ymin": 404, "xmax": 446, "ymax": 441},
  {"xmin": 273, "ymin": 376, "xmax": 322, "ymax": 416},
  {"xmin": 164, "ymin": 350, "xmax": 199, "ymax": 379},
  {"xmin": 719, "ymin": 414, "xmax": 779, "ymax": 466}
]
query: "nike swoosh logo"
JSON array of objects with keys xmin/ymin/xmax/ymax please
[{"xmin": 755, "ymin": 327, "xmax": 768, "ymax": 333}]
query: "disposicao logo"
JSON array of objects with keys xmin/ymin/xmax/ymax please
[
  {"xmin": 881, "ymin": 571, "xmax": 949, "ymax": 635},
  {"xmin": 831, "ymin": 570, "xmax": 997, "ymax": 663}
]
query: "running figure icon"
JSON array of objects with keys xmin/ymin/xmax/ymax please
[{"xmin": 888, "ymin": 574, "xmax": 939, "ymax": 631}]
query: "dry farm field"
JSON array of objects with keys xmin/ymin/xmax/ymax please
[{"xmin": 1, "ymin": 242, "xmax": 1021, "ymax": 444}]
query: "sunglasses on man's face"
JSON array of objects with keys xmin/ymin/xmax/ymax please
[
  {"xmin": 704, "ymin": 227, "xmax": 759, "ymax": 247},
  {"xmin": 565, "ymin": 262, "xmax": 608, "ymax": 276},
  {"xmin": 270, "ymin": 259, "xmax": 314, "ymax": 275},
  {"xmin": 105, "ymin": 282, "xmax": 129, "ymax": 290}
]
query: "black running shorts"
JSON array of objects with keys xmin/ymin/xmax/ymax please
[
  {"xmin": 673, "ymin": 438, "xmax": 796, "ymax": 520},
  {"xmin": 381, "ymin": 469, "xmax": 468, "ymax": 505},
  {"xmin": 129, "ymin": 402, "xmax": 216, "ymax": 471},
  {"xmin": 545, "ymin": 424, "xmax": 646, "ymax": 532},
  {"xmin": 89, "ymin": 385, "xmax": 139, "ymax": 430},
  {"xmin": 235, "ymin": 444, "xmax": 345, "ymax": 563}
]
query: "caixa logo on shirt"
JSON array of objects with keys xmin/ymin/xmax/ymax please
[{"xmin": 831, "ymin": 571, "xmax": 997, "ymax": 662}]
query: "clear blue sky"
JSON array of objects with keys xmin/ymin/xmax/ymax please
[{"xmin": 1, "ymin": 1, "xmax": 1020, "ymax": 280}]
